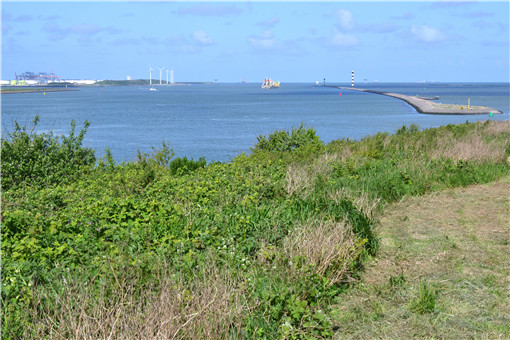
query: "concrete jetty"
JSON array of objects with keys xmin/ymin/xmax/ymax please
[{"xmin": 337, "ymin": 86, "xmax": 502, "ymax": 115}]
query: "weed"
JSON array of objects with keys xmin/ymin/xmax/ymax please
[
  {"xmin": 481, "ymin": 274, "xmax": 497, "ymax": 288},
  {"xmin": 389, "ymin": 273, "xmax": 406, "ymax": 287},
  {"xmin": 409, "ymin": 281, "xmax": 439, "ymax": 314}
]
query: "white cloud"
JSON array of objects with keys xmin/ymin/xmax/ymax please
[
  {"xmin": 112, "ymin": 37, "xmax": 142, "ymax": 46},
  {"xmin": 42, "ymin": 22, "xmax": 67, "ymax": 40},
  {"xmin": 257, "ymin": 17, "xmax": 280, "ymax": 28},
  {"xmin": 176, "ymin": 4, "xmax": 242, "ymax": 16},
  {"xmin": 2, "ymin": 23, "xmax": 12, "ymax": 35},
  {"xmin": 392, "ymin": 12, "xmax": 415, "ymax": 20},
  {"xmin": 360, "ymin": 22, "xmax": 399, "ymax": 34},
  {"xmin": 249, "ymin": 30, "xmax": 277, "ymax": 50},
  {"xmin": 70, "ymin": 24, "xmax": 120, "ymax": 35},
  {"xmin": 14, "ymin": 14, "xmax": 33, "ymax": 22},
  {"xmin": 411, "ymin": 25, "xmax": 445, "ymax": 43},
  {"xmin": 330, "ymin": 28, "xmax": 358, "ymax": 47},
  {"xmin": 42, "ymin": 22, "xmax": 122, "ymax": 41},
  {"xmin": 193, "ymin": 30, "xmax": 214, "ymax": 45},
  {"xmin": 336, "ymin": 9, "xmax": 354, "ymax": 30}
]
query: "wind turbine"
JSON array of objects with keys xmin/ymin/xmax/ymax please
[
  {"xmin": 157, "ymin": 66, "xmax": 165, "ymax": 85},
  {"xmin": 149, "ymin": 65, "xmax": 154, "ymax": 86},
  {"xmin": 166, "ymin": 69, "xmax": 169, "ymax": 85}
]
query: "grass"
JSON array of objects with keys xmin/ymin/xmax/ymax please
[
  {"xmin": 332, "ymin": 175, "xmax": 510, "ymax": 339},
  {"xmin": 2, "ymin": 119, "xmax": 509, "ymax": 339},
  {"xmin": 26, "ymin": 256, "xmax": 248, "ymax": 339}
]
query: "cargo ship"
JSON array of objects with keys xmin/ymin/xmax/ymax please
[{"xmin": 262, "ymin": 78, "xmax": 280, "ymax": 89}]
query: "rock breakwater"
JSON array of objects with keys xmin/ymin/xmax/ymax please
[{"xmin": 338, "ymin": 87, "xmax": 502, "ymax": 115}]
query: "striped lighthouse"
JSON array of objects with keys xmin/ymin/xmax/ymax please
[{"xmin": 351, "ymin": 70, "xmax": 354, "ymax": 87}]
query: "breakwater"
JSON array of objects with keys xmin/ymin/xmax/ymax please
[{"xmin": 337, "ymin": 86, "xmax": 502, "ymax": 115}]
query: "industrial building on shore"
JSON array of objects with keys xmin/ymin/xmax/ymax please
[{"xmin": 1, "ymin": 71, "xmax": 100, "ymax": 86}]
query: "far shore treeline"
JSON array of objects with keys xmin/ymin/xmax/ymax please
[{"xmin": 1, "ymin": 117, "xmax": 509, "ymax": 338}]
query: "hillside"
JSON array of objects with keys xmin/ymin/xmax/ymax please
[{"xmin": 1, "ymin": 119, "xmax": 509, "ymax": 339}]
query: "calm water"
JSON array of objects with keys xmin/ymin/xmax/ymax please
[{"xmin": 2, "ymin": 82, "xmax": 508, "ymax": 163}]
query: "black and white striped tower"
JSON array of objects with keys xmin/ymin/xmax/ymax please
[{"xmin": 351, "ymin": 70, "xmax": 354, "ymax": 87}]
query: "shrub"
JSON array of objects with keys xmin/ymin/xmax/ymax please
[
  {"xmin": 135, "ymin": 141, "xmax": 174, "ymax": 168},
  {"xmin": 395, "ymin": 123, "xmax": 420, "ymax": 135},
  {"xmin": 1, "ymin": 116, "xmax": 96, "ymax": 191},
  {"xmin": 169, "ymin": 156, "xmax": 207, "ymax": 175},
  {"xmin": 252, "ymin": 123, "xmax": 323, "ymax": 152}
]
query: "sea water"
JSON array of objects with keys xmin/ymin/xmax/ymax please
[{"xmin": 1, "ymin": 82, "xmax": 508, "ymax": 163}]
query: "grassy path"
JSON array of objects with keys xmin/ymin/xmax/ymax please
[{"xmin": 332, "ymin": 176, "xmax": 509, "ymax": 339}]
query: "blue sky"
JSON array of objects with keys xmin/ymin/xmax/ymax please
[{"xmin": 1, "ymin": 1, "xmax": 509, "ymax": 83}]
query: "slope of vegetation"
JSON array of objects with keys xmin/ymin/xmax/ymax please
[
  {"xmin": 1, "ymin": 118, "xmax": 509, "ymax": 339},
  {"xmin": 332, "ymin": 176, "xmax": 509, "ymax": 339}
]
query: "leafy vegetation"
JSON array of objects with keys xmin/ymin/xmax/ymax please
[
  {"xmin": 252, "ymin": 123, "xmax": 323, "ymax": 153},
  {"xmin": 1, "ymin": 116, "xmax": 95, "ymax": 191},
  {"xmin": 1, "ymin": 119, "xmax": 509, "ymax": 339}
]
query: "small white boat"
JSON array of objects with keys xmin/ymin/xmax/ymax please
[{"xmin": 150, "ymin": 87, "xmax": 158, "ymax": 91}]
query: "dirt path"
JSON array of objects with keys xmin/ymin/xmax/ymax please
[{"xmin": 333, "ymin": 176, "xmax": 509, "ymax": 339}]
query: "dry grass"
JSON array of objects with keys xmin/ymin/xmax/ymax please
[
  {"xmin": 282, "ymin": 219, "xmax": 363, "ymax": 287},
  {"xmin": 286, "ymin": 163, "xmax": 313, "ymax": 198},
  {"xmin": 330, "ymin": 187, "xmax": 381, "ymax": 221},
  {"xmin": 286, "ymin": 152, "xmax": 341, "ymax": 199},
  {"xmin": 332, "ymin": 175, "xmax": 510, "ymax": 339},
  {"xmin": 431, "ymin": 133, "xmax": 506, "ymax": 162},
  {"xmin": 484, "ymin": 120, "xmax": 510, "ymax": 136},
  {"xmin": 25, "ymin": 258, "xmax": 248, "ymax": 339},
  {"xmin": 431, "ymin": 121, "xmax": 510, "ymax": 162}
]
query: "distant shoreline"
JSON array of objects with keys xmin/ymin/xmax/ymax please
[{"xmin": 1, "ymin": 87, "xmax": 79, "ymax": 94}]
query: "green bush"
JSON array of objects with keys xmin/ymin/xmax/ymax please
[
  {"xmin": 1, "ymin": 116, "xmax": 96, "ymax": 191},
  {"xmin": 252, "ymin": 123, "xmax": 323, "ymax": 152},
  {"xmin": 169, "ymin": 156, "xmax": 207, "ymax": 175}
]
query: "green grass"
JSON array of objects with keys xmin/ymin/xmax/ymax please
[
  {"xmin": 1, "ymin": 119, "xmax": 509, "ymax": 339},
  {"xmin": 409, "ymin": 281, "xmax": 439, "ymax": 314},
  {"xmin": 331, "ymin": 175, "xmax": 510, "ymax": 339}
]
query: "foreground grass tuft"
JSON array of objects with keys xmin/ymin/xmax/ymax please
[{"xmin": 409, "ymin": 281, "xmax": 439, "ymax": 315}]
